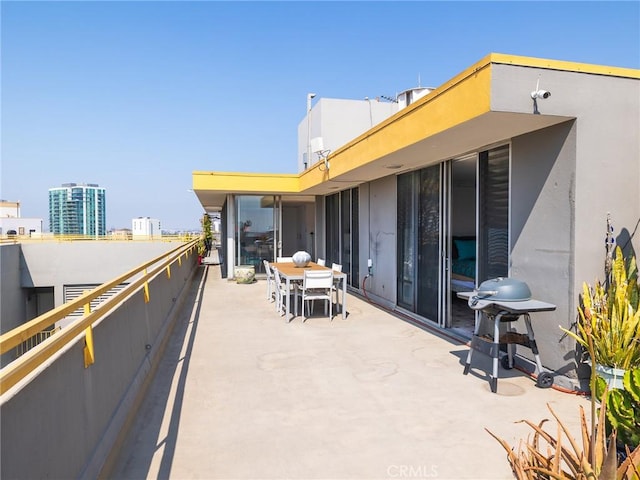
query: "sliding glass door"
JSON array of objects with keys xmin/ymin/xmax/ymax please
[
  {"xmin": 397, "ymin": 165, "xmax": 442, "ymax": 323},
  {"xmin": 236, "ymin": 195, "xmax": 279, "ymax": 274},
  {"xmin": 396, "ymin": 144, "xmax": 510, "ymax": 330},
  {"xmin": 325, "ymin": 188, "xmax": 360, "ymax": 288}
]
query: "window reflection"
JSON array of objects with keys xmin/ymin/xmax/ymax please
[{"xmin": 236, "ymin": 196, "xmax": 274, "ymax": 274}]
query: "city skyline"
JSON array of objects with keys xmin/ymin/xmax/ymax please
[{"xmin": 2, "ymin": 1, "xmax": 638, "ymax": 230}]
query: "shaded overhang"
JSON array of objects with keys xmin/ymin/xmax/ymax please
[{"xmin": 193, "ymin": 53, "xmax": 638, "ymax": 212}]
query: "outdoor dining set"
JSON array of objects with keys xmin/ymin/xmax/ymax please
[{"xmin": 263, "ymin": 256, "xmax": 347, "ymax": 321}]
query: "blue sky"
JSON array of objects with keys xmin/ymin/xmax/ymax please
[{"xmin": 2, "ymin": 1, "xmax": 639, "ymax": 231}]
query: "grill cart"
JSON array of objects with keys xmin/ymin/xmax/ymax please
[{"xmin": 457, "ymin": 277, "xmax": 556, "ymax": 393}]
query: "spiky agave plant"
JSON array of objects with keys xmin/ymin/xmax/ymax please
[
  {"xmin": 487, "ymin": 324, "xmax": 640, "ymax": 479},
  {"xmin": 486, "ymin": 400, "xmax": 639, "ymax": 479}
]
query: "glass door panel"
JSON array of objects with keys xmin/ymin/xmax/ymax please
[
  {"xmin": 416, "ymin": 166, "xmax": 441, "ymax": 321},
  {"xmin": 397, "ymin": 165, "xmax": 441, "ymax": 320},
  {"xmin": 350, "ymin": 188, "xmax": 359, "ymax": 288},
  {"xmin": 397, "ymin": 173, "xmax": 415, "ymax": 310},
  {"xmin": 325, "ymin": 194, "xmax": 340, "ymax": 266}
]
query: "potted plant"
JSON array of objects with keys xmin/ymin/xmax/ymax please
[
  {"xmin": 201, "ymin": 213, "xmax": 213, "ymax": 255},
  {"xmin": 197, "ymin": 238, "xmax": 206, "ymax": 264},
  {"xmin": 563, "ymin": 245, "xmax": 640, "ymax": 388}
]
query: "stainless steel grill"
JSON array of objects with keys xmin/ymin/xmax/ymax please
[{"xmin": 458, "ymin": 278, "xmax": 556, "ymax": 393}]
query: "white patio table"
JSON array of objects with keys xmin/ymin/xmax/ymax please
[{"xmin": 271, "ymin": 261, "xmax": 347, "ymax": 321}]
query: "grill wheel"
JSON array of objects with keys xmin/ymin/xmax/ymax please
[{"xmin": 536, "ymin": 372, "xmax": 554, "ymax": 388}]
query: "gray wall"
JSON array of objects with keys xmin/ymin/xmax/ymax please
[
  {"xmin": 493, "ymin": 64, "xmax": 639, "ymax": 379},
  {"xmin": 20, "ymin": 241, "xmax": 181, "ymax": 307},
  {"xmin": 510, "ymin": 122, "xmax": 577, "ymax": 375},
  {"xmin": 492, "ymin": 64, "xmax": 640, "ymax": 292},
  {"xmin": 364, "ymin": 176, "xmax": 397, "ymax": 306},
  {"xmin": 0, "ymin": 244, "xmax": 26, "ymax": 334},
  {"xmin": 0, "ymin": 250, "xmax": 199, "ymax": 480}
]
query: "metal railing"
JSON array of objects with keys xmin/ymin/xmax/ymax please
[
  {"xmin": 15, "ymin": 327, "xmax": 61, "ymax": 357},
  {"xmin": 0, "ymin": 238, "xmax": 199, "ymax": 395}
]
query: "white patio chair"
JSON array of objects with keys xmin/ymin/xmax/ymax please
[
  {"xmin": 263, "ymin": 260, "xmax": 276, "ymax": 302},
  {"xmin": 316, "ymin": 258, "xmax": 326, "ymax": 266},
  {"xmin": 271, "ymin": 267, "xmax": 288, "ymax": 315},
  {"xmin": 331, "ymin": 263, "xmax": 343, "ymax": 313},
  {"xmin": 276, "ymin": 256, "xmax": 293, "ymax": 263},
  {"xmin": 298, "ymin": 269, "xmax": 333, "ymax": 320}
]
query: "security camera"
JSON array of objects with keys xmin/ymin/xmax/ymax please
[{"xmin": 531, "ymin": 90, "xmax": 551, "ymax": 99}]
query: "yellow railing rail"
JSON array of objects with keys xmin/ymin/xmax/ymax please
[
  {"xmin": 0, "ymin": 234, "xmax": 202, "ymax": 243},
  {"xmin": 0, "ymin": 239, "xmax": 199, "ymax": 395}
]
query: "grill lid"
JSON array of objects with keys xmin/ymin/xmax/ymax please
[{"xmin": 469, "ymin": 277, "xmax": 532, "ymax": 309}]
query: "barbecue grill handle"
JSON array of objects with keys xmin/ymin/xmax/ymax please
[
  {"xmin": 469, "ymin": 290, "xmax": 498, "ymax": 307},
  {"xmin": 475, "ymin": 290, "xmax": 498, "ymax": 297}
]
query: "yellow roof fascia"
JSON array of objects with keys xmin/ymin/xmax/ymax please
[
  {"xmin": 300, "ymin": 55, "xmax": 494, "ymax": 186},
  {"xmin": 194, "ymin": 53, "xmax": 639, "ymax": 199},
  {"xmin": 300, "ymin": 53, "xmax": 639, "ymax": 186},
  {"xmin": 489, "ymin": 52, "xmax": 640, "ymax": 79},
  {"xmin": 193, "ymin": 171, "xmax": 300, "ymax": 194}
]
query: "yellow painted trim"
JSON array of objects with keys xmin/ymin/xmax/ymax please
[
  {"xmin": 143, "ymin": 270, "xmax": 150, "ymax": 303},
  {"xmin": 193, "ymin": 171, "xmax": 300, "ymax": 194},
  {"xmin": 323, "ymin": 62, "xmax": 492, "ymax": 179},
  {"xmin": 83, "ymin": 325, "xmax": 95, "ymax": 368},
  {"xmin": 83, "ymin": 295, "xmax": 91, "ymax": 316},
  {"xmin": 83, "ymin": 290, "xmax": 95, "ymax": 368}
]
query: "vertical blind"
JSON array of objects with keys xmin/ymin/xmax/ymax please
[{"xmin": 478, "ymin": 145, "xmax": 510, "ymax": 281}]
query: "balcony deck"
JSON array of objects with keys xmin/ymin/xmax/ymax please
[{"xmin": 110, "ymin": 262, "xmax": 589, "ymax": 479}]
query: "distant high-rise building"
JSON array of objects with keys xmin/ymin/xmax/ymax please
[{"xmin": 48, "ymin": 183, "xmax": 106, "ymax": 235}]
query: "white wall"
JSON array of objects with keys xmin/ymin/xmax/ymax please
[
  {"xmin": 132, "ymin": 218, "xmax": 161, "ymax": 238},
  {"xmin": 297, "ymin": 98, "xmax": 398, "ymax": 172},
  {"xmin": 0, "ymin": 202, "xmax": 20, "ymax": 217},
  {"xmin": 0, "ymin": 217, "xmax": 43, "ymax": 235}
]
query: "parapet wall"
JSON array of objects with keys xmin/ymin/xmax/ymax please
[{"xmin": 0, "ymin": 249, "xmax": 200, "ymax": 479}]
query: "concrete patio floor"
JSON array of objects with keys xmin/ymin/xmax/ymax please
[{"xmin": 110, "ymin": 263, "xmax": 590, "ymax": 480}]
